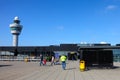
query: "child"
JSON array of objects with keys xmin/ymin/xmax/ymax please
[{"xmin": 43, "ymin": 58, "xmax": 47, "ymax": 65}]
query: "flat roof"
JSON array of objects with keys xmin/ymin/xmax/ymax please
[{"xmin": 0, "ymin": 45, "xmax": 120, "ymax": 52}]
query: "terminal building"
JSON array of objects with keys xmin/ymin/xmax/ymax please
[{"xmin": 0, "ymin": 43, "xmax": 120, "ymax": 62}]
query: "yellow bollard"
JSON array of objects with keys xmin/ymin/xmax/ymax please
[
  {"xmin": 24, "ymin": 58, "xmax": 28, "ymax": 62},
  {"xmin": 79, "ymin": 60, "xmax": 85, "ymax": 71}
]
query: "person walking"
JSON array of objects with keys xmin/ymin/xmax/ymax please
[
  {"xmin": 51, "ymin": 55, "xmax": 55, "ymax": 66},
  {"xmin": 40, "ymin": 54, "xmax": 43, "ymax": 66},
  {"xmin": 60, "ymin": 54, "xmax": 67, "ymax": 70}
]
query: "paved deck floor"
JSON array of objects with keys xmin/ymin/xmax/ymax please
[{"xmin": 0, "ymin": 61, "xmax": 120, "ymax": 80}]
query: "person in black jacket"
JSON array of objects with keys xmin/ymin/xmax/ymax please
[{"xmin": 40, "ymin": 54, "xmax": 43, "ymax": 66}]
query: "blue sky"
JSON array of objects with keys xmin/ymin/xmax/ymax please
[{"xmin": 0, "ymin": 0, "xmax": 120, "ymax": 46}]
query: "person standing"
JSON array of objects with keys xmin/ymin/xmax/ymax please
[
  {"xmin": 60, "ymin": 54, "xmax": 67, "ymax": 70},
  {"xmin": 40, "ymin": 54, "xmax": 43, "ymax": 66},
  {"xmin": 51, "ymin": 55, "xmax": 55, "ymax": 66}
]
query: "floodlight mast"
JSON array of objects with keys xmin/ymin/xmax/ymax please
[{"xmin": 9, "ymin": 16, "xmax": 23, "ymax": 46}]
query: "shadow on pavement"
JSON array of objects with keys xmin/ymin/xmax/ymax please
[
  {"xmin": 0, "ymin": 65, "xmax": 12, "ymax": 67},
  {"xmin": 112, "ymin": 66, "xmax": 120, "ymax": 69},
  {"xmin": 86, "ymin": 66, "xmax": 120, "ymax": 70}
]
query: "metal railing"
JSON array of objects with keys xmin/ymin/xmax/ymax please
[{"xmin": 0, "ymin": 56, "xmax": 40, "ymax": 62}]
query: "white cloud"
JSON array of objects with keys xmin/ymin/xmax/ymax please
[
  {"xmin": 100, "ymin": 42, "xmax": 107, "ymax": 44},
  {"xmin": 106, "ymin": 5, "xmax": 117, "ymax": 10}
]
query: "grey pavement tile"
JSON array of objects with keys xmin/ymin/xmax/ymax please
[{"xmin": 0, "ymin": 61, "xmax": 120, "ymax": 80}]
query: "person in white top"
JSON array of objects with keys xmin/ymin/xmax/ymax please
[{"xmin": 51, "ymin": 55, "xmax": 55, "ymax": 66}]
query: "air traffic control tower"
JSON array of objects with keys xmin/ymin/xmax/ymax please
[{"xmin": 9, "ymin": 17, "xmax": 23, "ymax": 46}]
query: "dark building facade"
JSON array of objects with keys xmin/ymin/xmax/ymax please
[{"xmin": 0, "ymin": 44, "xmax": 120, "ymax": 62}]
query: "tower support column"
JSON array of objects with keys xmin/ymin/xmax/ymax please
[{"xmin": 13, "ymin": 35, "xmax": 18, "ymax": 46}]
